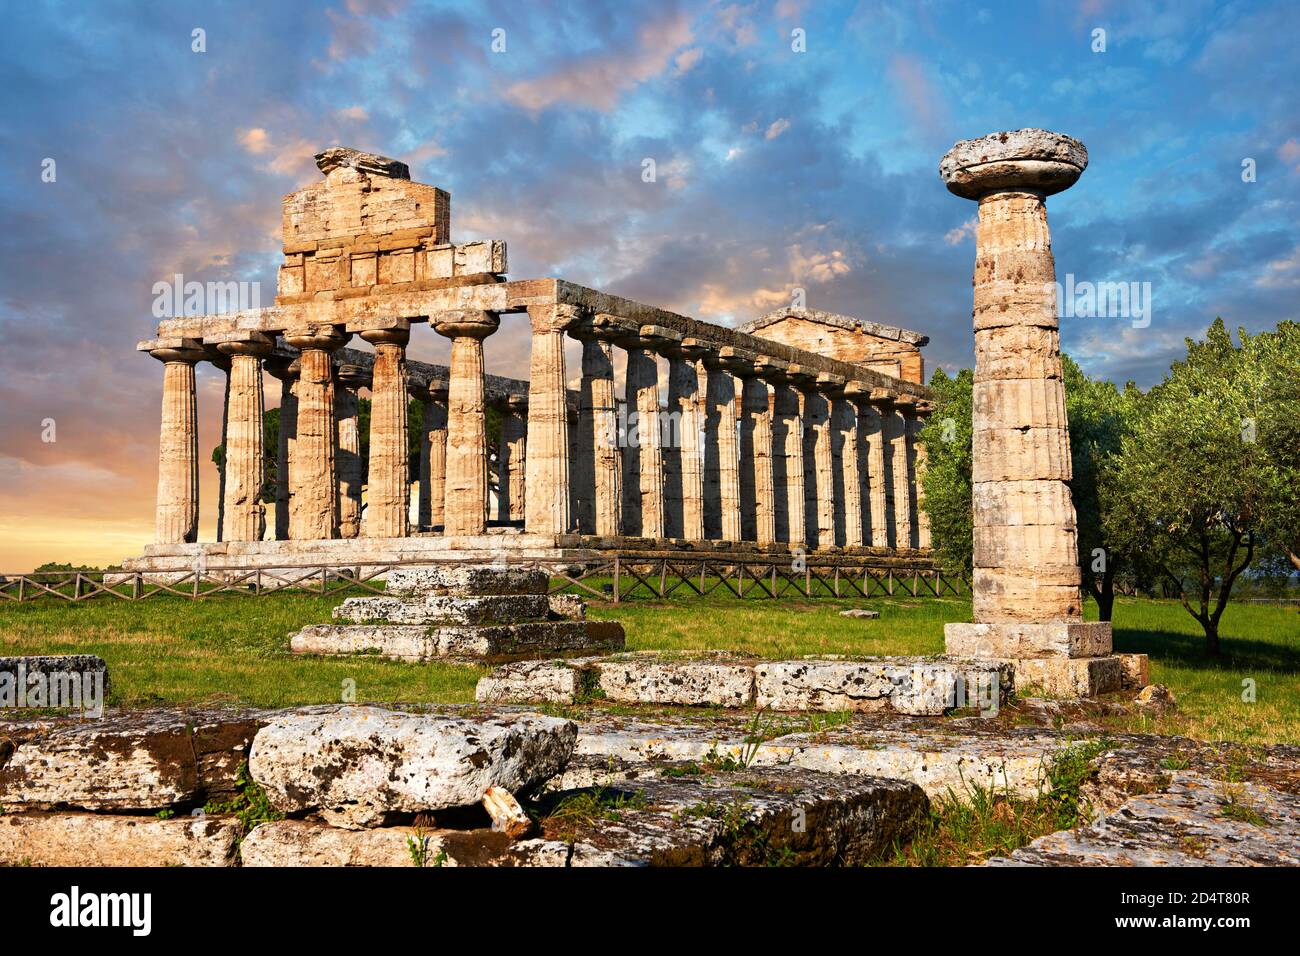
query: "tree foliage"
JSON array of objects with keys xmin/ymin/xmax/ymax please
[{"xmin": 918, "ymin": 367, "xmax": 973, "ymax": 575}]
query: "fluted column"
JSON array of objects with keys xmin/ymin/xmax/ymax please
[
  {"xmin": 215, "ymin": 333, "xmax": 273, "ymax": 542},
  {"xmin": 912, "ymin": 402, "xmax": 932, "ymax": 549},
  {"xmin": 335, "ymin": 365, "xmax": 367, "ymax": 539},
  {"xmin": 523, "ymin": 304, "xmax": 576, "ymax": 535},
  {"xmin": 265, "ymin": 356, "xmax": 299, "ymax": 540},
  {"xmin": 703, "ymin": 354, "xmax": 742, "ymax": 542},
  {"xmin": 284, "ymin": 326, "xmax": 347, "ymax": 539},
  {"xmin": 940, "ymin": 127, "xmax": 1092, "ymax": 636},
  {"xmin": 798, "ymin": 374, "xmax": 835, "ymax": 550},
  {"xmin": 832, "ymin": 388, "xmax": 863, "ymax": 548},
  {"xmin": 888, "ymin": 396, "xmax": 916, "ymax": 549},
  {"xmin": 361, "ymin": 325, "xmax": 410, "ymax": 538},
  {"xmin": 207, "ymin": 349, "xmax": 231, "ymax": 542},
  {"xmin": 670, "ymin": 339, "xmax": 708, "ymax": 541},
  {"xmin": 771, "ymin": 375, "xmax": 806, "ymax": 547},
  {"xmin": 434, "ymin": 311, "xmax": 498, "ymax": 536},
  {"xmin": 861, "ymin": 391, "xmax": 890, "ymax": 548},
  {"xmin": 620, "ymin": 327, "xmax": 674, "ymax": 539},
  {"xmin": 726, "ymin": 349, "xmax": 774, "ymax": 545},
  {"xmin": 149, "ymin": 340, "xmax": 204, "ymax": 544},
  {"xmin": 498, "ymin": 395, "xmax": 528, "ymax": 523},
  {"xmin": 578, "ymin": 328, "xmax": 622, "ymax": 536},
  {"xmin": 416, "ymin": 379, "xmax": 448, "ymax": 530}
]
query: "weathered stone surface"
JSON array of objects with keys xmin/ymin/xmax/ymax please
[
  {"xmin": 990, "ymin": 774, "xmax": 1300, "ymax": 866},
  {"xmin": 385, "ymin": 565, "xmax": 549, "ymax": 597},
  {"xmin": 839, "ymin": 609, "xmax": 879, "ymax": 619},
  {"xmin": 476, "ymin": 653, "xmax": 1010, "ymax": 715},
  {"xmin": 248, "ymin": 706, "xmax": 577, "ymax": 828},
  {"xmin": 940, "ymin": 128, "xmax": 1087, "ymax": 199},
  {"xmin": 1134, "ymin": 683, "xmax": 1177, "ymax": 713},
  {"xmin": 292, "ymin": 620, "xmax": 623, "ymax": 662},
  {"xmin": 1011, "ymin": 655, "xmax": 1124, "ymax": 698},
  {"xmin": 149, "ymin": 346, "xmax": 203, "ymax": 543},
  {"xmin": 0, "ymin": 812, "xmax": 241, "ymax": 867},
  {"xmin": 240, "ymin": 819, "xmax": 513, "ymax": 867},
  {"xmin": 331, "ymin": 593, "xmax": 550, "ymax": 626},
  {"xmin": 533, "ymin": 765, "xmax": 928, "ymax": 866},
  {"xmin": 754, "ymin": 658, "xmax": 1009, "ymax": 715},
  {"xmin": 1117, "ymin": 652, "xmax": 1150, "ymax": 689},
  {"xmin": 546, "ymin": 593, "xmax": 587, "ymax": 620},
  {"xmin": 0, "ymin": 708, "xmax": 267, "ymax": 810},
  {"xmin": 944, "ymin": 621, "xmax": 1112, "ymax": 659}
]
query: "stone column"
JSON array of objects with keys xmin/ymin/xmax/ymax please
[
  {"xmin": 416, "ymin": 378, "xmax": 449, "ymax": 531},
  {"xmin": 619, "ymin": 327, "xmax": 676, "ymax": 540},
  {"xmin": 215, "ymin": 333, "xmax": 273, "ymax": 542},
  {"xmin": 862, "ymin": 390, "xmax": 890, "ymax": 548},
  {"xmin": 577, "ymin": 325, "xmax": 622, "ymax": 537},
  {"xmin": 940, "ymin": 128, "xmax": 1108, "ymax": 668},
  {"xmin": 284, "ymin": 326, "xmax": 348, "ymax": 539},
  {"xmin": 799, "ymin": 372, "xmax": 837, "ymax": 550},
  {"xmin": 335, "ymin": 364, "xmax": 368, "ymax": 539},
  {"xmin": 725, "ymin": 349, "xmax": 774, "ymax": 545},
  {"xmin": 832, "ymin": 387, "xmax": 863, "ymax": 548},
  {"xmin": 265, "ymin": 356, "xmax": 299, "ymax": 540},
  {"xmin": 498, "ymin": 394, "xmax": 528, "ymax": 523},
  {"xmin": 702, "ymin": 353, "xmax": 742, "ymax": 542},
  {"xmin": 881, "ymin": 397, "xmax": 913, "ymax": 549},
  {"xmin": 771, "ymin": 371, "xmax": 806, "ymax": 547},
  {"xmin": 911, "ymin": 403, "xmax": 933, "ymax": 549},
  {"xmin": 671, "ymin": 339, "xmax": 709, "ymax": 541},
  {"xmin": 148, "ymin": 339, "xmax": 205, "ymax": 544},
  {"xmin": 524, "ymin": 303, "xmax": 578, "ymax": 536},
  {"xmin": 361, "ymin": 325, "xmax": 411, "ymax": 538},
  {"xmin": 206, "ymin": 348, "xmax": 231, "ymax": 542},
  {"xmin": 435, "ymin": 310, "xmax": 498, "ymax": 536}
]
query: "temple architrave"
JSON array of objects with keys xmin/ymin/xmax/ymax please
[{"xmin": 124, "ymin": 146, "xmax": 934, "ymax": 574}]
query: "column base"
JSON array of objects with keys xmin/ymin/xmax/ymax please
[
  {"xmin": 944, "ymin": 621, "xmax": 1112, "ymax": 659},
  {"xmin": 1005, "ymin": 655, "xmax": 1124, "ymax": 698}
]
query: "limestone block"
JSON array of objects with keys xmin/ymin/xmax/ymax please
[
  {"xmin": 291, "ymin": 620, "xmax": 623, "ymax": 661},
  {"xmin": 248, "ymin": 706, "xmax": 578, "ymax": 829},
  {"xmin": 385, "ymin": 565, "xmax": 549, "ymax": 597},
  {"xmin": 595, "ymin": 659, "xmax": 756, "ymax": 707},
  {"xmin": 0, "ymin": 813, "xmax": 241, "ymax": 867},
  {"xmin": 331, "ymin": 593, "xmax": 550, "ymax": 626},
  {"xmin": 547, "ymin": 594, "xmax": 587, "ymax": 620},
  {"xmin": 944, "ymin": 621, "xmax": 1113, "ymax": 659},
  {"xmin": 0, "ymin": 708, "xmax": 267, "ymax": 810},
  {"xmin": 1010, "ymin": 655, "xmax": 1124, "ymax": 698},
  {"xmin": 240, "ymin": 819, "xmax": 513, "ymax": 867},
  {"xmin": 476, "ymin": 660, "xmax": 585, "ymax": 705},
  {"xmin": 1117, "ymin": 652, "xmax": 1150, "ymax": 689},
  {"xmin": 753, "ymin": 658, "xmax": 1009, "ymax": 715}
]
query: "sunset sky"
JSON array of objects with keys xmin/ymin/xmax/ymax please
[{"xmin": 1, "ymin": 0, "xmax": 1297, "ymax": 571}]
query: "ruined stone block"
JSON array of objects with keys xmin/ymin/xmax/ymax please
[
  {"xmin": 0, "ymin": 813, "xmax": 241, "ymax": 867},
  {"xmin": 1009, "ymin": 655, "xmax": 1124, "ymax": 698},
  {"xmin": 944, "ymin": 621, "xmax": 1113, "ymax": 659}
]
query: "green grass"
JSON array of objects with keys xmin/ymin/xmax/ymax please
[{"xmin": 1, "ymin": 585, "xmax": 1296, "ymax": 743}]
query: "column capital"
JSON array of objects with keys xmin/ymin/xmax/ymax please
[
  {"xmin": 505, "ymin": 392, "xmax": 529, "ymax": 413},
  {"xmin": 265, "ymin": 355, "xmax": 300, "ymax": 381},
  {"xmin": 940, "ymin": 128, "xmax": 1087, "ymax": 200},
  {"xmin": 717, "ymin": 346, "xmax": 760, "ymax": 377},
  {"xmin": 359, "ymin": 322, "xmax": 411, "ymax": 348},
  {"xmin": 433, "ymin": 309, "xmax": 499, "ymax": 340},
  {"xmin": 844, "ymin": 381, "xmax": 873, "ymax": 403},
  {"xmin": 868, "ymin": 387, "xmax": 896, "ymax": 409},
  {"xmin": 673, "ymin": 336, "xmax": 711, "ymax": 363},
  {"xmin": 211, "ymin": 331, "xmax": 274, "ymax": 359},
  {"xmin": 337, "ymin": 363, "xmax": 371, "ymax": 391},
  {"xmin": 786, "ymin": 363, "xmax": 818, "ymax": 389},
  {"xmin": 284, "ymin": 324, "xmax": 348, "ymax": 352},
  {"xmin": 527, "ymin": 302, "xmax": 583, "ymax": 334},
  {"xmin": 754, "ymin": 354, "xmax": 790, "ymax": 382},
  {"xmin": 815, "ymin": 371, "xmax": 847, "ymax": 395},
  {"xmin": 142, "ymin": 337, "xmax": 205, "ymax": 365}
]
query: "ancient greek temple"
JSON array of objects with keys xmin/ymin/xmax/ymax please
[{"xmin": 126, "ymin": 147, "xmax": 933, "ymax": 573}]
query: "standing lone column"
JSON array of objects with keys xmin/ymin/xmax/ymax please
[
  {"xmin": 215, "ymin": 332, "xmax": 273, "ymax": 542},
  {"xmin": 361, "ymin": 325, "xmax": 411, "ymax": 538},
  {"xmin": 940, "ymin": 129, "xmax": 1088, "ymax": 627},
  {"xmin": 335, "ymin": 365, "xmax": 368, "ymax": 539},
  {"xmin": 703, "ymin": 353, "xmax": 742, "ymax": 542},
  {"xmin": 524, "ymin": 304, "xmax": 578, "ymax": 536},
  {"xmin": 498, "ymin": 395, "xmax": 528, "ymax": 523},
  {"xmin": 435, "ymin": 310, "xmax": 499, "ymax": 536},
  {"xmin": 771, "ymin": 370, "xmax": 806, "ymax": 548},
  {"xmin": 284, "ymin": 326, "xmax": 348, "ymax": 539},
  {"xmin": 148, "ymin": 339, "xmax": 205, "ymax": 543}
]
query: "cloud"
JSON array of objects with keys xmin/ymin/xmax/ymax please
[
  {"xmin": 765, "ymin": 117, "xmax": 790, "ymax": 140},
  {"xmin": 944, "ymin": 217, "xmax": 977, "ymax": 245}
]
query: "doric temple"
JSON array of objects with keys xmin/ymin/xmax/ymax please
[{"xmin": 125, "ymin": 147, "xmax": 934, "ymax": 573}]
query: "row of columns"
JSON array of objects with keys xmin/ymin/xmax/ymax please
[{"xmin": 151, "ymin": 306, "xmax": 930, "ymax": 551}]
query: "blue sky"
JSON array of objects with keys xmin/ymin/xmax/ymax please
[{"xmin": 0, "ymin": 0, "xmax": 1297, "ymax": 566}]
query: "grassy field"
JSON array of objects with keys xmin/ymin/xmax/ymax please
[{"xmin": 1, "ymin": 587, "xmax": 1296, "ymax": 743}]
